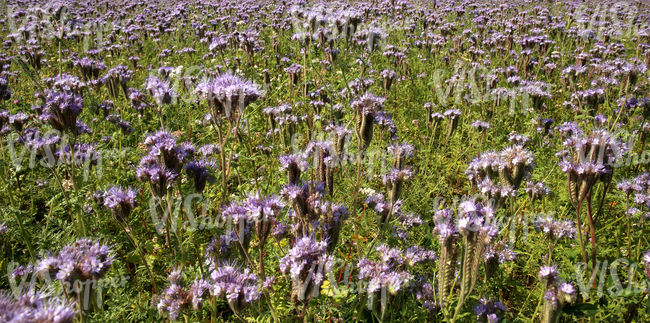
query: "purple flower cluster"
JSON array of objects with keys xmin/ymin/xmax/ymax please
[
  {"xmin": 0, "ymin": 76, "xmax": 11, "ymax": 101},
  {"xmin": 145, "ymin": 75, "xmax": 176, "ymax": 106},
  {"xmin": 195, "ymin": 72, "xmax": 260, "ymax": 120},
  {"xmin": 558, "ymin": 127, "xmax": 626, "ymax": 204},
  {"xmin": 525, "ymin": 181, "xmax": 551, "ymax": 202},
  {"xmin": 210, "ymin": 261, "xmax": 261, "ymax": 313},
  {"xmin": 36, "ymin": 89, "xmax": 84, "ymax": 135},
  {"xmin": 351, "ymin": 92, "xmax": 386, "ymax": 149},
  {"xmin": 279, "ymin": 235, "xmax": 333, "ymax": 304},
  {"xmin": 466, "ymin": 145, "xmax": 534, "ymax": 207},
  {"xmin": 539, "ymin": 265, "xmax": 576, "ymax": 322},
  {"xmin": 184, "ymin": 159, "xmax": 215, "ymax": 194},
  {"xmin": 471, "ymin": 120, "xmax": 490, "ymax": 132},
  {"xmin": 617, "ymin": 173, "xmax": 650, "ymax": 218},
  {"xmin": 0, "ymin": 291, "xmax": 76, "ymax": 323},
  {"xmin": 137, "ymin": 130, "xmax": 194, "ymax": 197},
  {"xmin": 38, "ymin": 238, "xmax": 115, "ymax": 288},
  {"xmin": 102, "ymin": 185, "xmax": 138, "ymax": 223},
  {"xmin": 473, "ymin": 298, "xmax": 507, "ymax": 323},
  {"xmin": 279, "ymin": 153, "xmax": 309, "ymax": 185},
  {"xmin": 534, "ymin": 215, "xmax": 576, "ymax": 240},
  {"xmin": 156, "ymin": 269, "xmax": 211, "ymax": 320},
  {"xmin": 358, "ymin": 244, "xmax": 435, "ymax": 315}
]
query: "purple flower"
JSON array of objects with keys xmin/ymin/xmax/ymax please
[
  {"xmin": 195, "ymin": 72, "xmax": 260, "ymax": 120},
  {"xmin": 534, "ymin": 215, "xmax": 576, "ymax": 240},
  {"xmin": 37, "ymin": 89, "xmax": 84, "ymax": 135},
  {"xmin": 280, "ymin": 235, "xmax": 333, "ymax": 304},
  {"xmin": 102, "ymin": 185, "xmax": 138, "ymax": 222},
  {"xmin": 142, "ymin": 130, "xmax": 194, "ymax": 173},
  {"xmin": 136, "ymin": 163, "xmax": 178, "ymax": 198},
  {"xmin": 210, "ymin": 261, "xmax": 261, "ymax": 312},
  {"xmin": 539, "ymin": 266, "xmax": 558, "ymax": 280},
  {"xmin": 0, "ymin": 291, "xmax": 76, "ymax": 323},
  {"xmin": 9, "ymin": 112, "xmax": 29, "ymax": 133},
  {"xmin": 0, "ymin": 76, "xmax": 11, "ymax": 101},
  {"xmin": 279, "ymin": 153, "xmax": 308, "ymax": 185},
  {"xmin": 38, "ymin": 238, "xmax": 115, "ymax": 286},
  {"xmin": 184, "ymin": 160, "xmax": 214, "ymax": 193},
  {"xmin": 473, "ymin": 298, "xmax": 506, "ymax": 323},
  {"xmin": 471, "ymin": 120, "xmax": 490, "ymax": 131},
  {"xmin": 525, "ymin": 182, "xmax": 550, "ymax": 202},
  {"xmin": 145, "ymin": 75, "xmax": 176, "ymax": 106},
  {"xmin": 157, "ymin": 270, "xmax": 211, "ymax": 320}
]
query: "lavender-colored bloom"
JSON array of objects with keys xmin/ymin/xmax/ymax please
[
  {"xmin": 559, "ymin": 128, "xmax": 627, "ymax": 204},
  {"xmin": 195, "ymin": 72, "xmax": 260, "ymax": 120},
  {"xmin": 534, "ymin": 215, "xmax": 576, "ymax": 240},
  {"xmin": 74, "ymin": 57, "xmax": 106, "ymax": 80},
  {"xmin": 351, "ymin": 93, "xmax": 386, "ymax": 150},
  {"xmin": 210, "ymin": 261, "xmax": 261, "ymax": 313},
  {"xmin": 410, "ymin": 277, "xmax": 439, "ymax": 315},
  {"xmin": 157, "ymin": 270, "xmax": 211, "ymax": 320},
  {"xmin": 128, "ymin": 88, "xmax": 149, "ymax": 112},
  {"xmin": 508, "ymin": 131, "xmax": 531, "ymax": 146},
  {"xmin": 285, "ymin": 63, "xmax": 303, "ymax": 85},
  {"xmin": 538, "ymin": 118, "xmax": 555, "ymax": 136},
  {"xmin": 184, "ymin": 160, "xmax": 214, "ymax": 193},
  {"xmin": 471, "ymin": 120, "xmax": 490, "ymax": 132},
  {"xmin": 39, "ymin": 89, "xmax": 84, "ymax": 134},
  {"xmin": 473, "ymin": 298, "xmax": 507, "ymax": 323},
  {"xmin": 539, "ymin": 266, "xmax": 558, "ymax": 280},
  {"xmin": 197, "ymin": 144, "xmax": 220, "ymax": 157},
  {"xmin": 358, "ymin": 244, "xmax": 434, "ymax": 315},
  {"xmin": 142, "ymin": 130, "xmax": 194, "ymax": 173},
  {"xmin": 242, "ymin": 192, "xmax": 284, "ymax": 244},
  {"xmin": 526, "ymin": 182, "xmax": 550, "ymax": 202},
  {"xmin": 145, "ymin": 75, "xmax": 176, "ymax": 106},
  {"xmin": 466, "ymin": 145, "xmax": 534, "ymax": 207},
  {"xmin": 37, "ymin": 238, "xmax": 115, "ymax": 288},
  {"xmin": 0, "ymin": 291, "xmax": 76, "ymax": 323},
  {"xmin": 103, "ymin": 65, "xmax": 133, "ymax": 98},
  {"xmin": 280, "ymin": 235, "xmax": 333, "ymax": 304},
  {"xmin": 9, "ymin": 112, "xmax": 29, "ymax": 133},
  {"xmin": 0, "ymin": 76, "xmax": 11, "ymax": 101},
  {"xmin": 102, "ymin": 185, "xmax": 138, "ymax": 222},
  {"xmin": 393, "ymin": 212, "xmax": 423, "ymax": 241},
  {"xmin": 279, "ymin": 153, "xmax": 308, "ymax": 185},
  {"xmin": 387, "ymin": 141, "xmax": 414, "ymax": 169},
  {"xmin": 56, "ymin": 143, "xmax": 99, "ymax": 167},
  {"xmin": 43, "ymin": 74, "xmax": 86, "ymax": 94},
  {"xmin": 136, "ymin": 163, "xmax": 178, "ymax": 198},
  {"xmin": 0, "ymin": 110, "xmax": 9, "ymax": 130},
  {"xmin": 382, "ymin": 167, "xmax": 413, "ymax": 202}
]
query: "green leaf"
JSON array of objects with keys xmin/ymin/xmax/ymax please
[
  {"xmin": 562, "ymin": 303, "xmax": 599, "ymax": 317},
  {"xmin": 645, "ymin": 296, "xmax": 650, "ymax": 315},
  {"xmin": 144, "ymin": 241, "xmax": 154, "ymax": 253},
  {"xmin": 125, "ymin": 251, "xmax": 142, "ymax": 264}
]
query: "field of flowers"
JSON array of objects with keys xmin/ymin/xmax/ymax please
[{"xmin": 1, "ymin": 0, "xmax": 650, "ymax": 322}]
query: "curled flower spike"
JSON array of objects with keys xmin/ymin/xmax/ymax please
[
  {"xmin": 351, "ymin": 93, "xmax": 386, "ymax": 150},
  {"xmin": 539, "ymin": 265, "xmax": 575, "ymax": 323},
  {"xmin": 279, "ymin": 153, "xmax": 308, "ymax": 185}
]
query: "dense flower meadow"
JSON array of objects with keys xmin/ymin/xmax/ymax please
[{"xmin": 1, "ymin": 0, "xmax": 650, "ymax": 322}]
